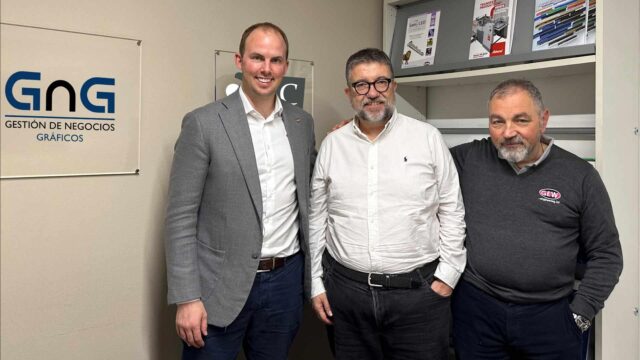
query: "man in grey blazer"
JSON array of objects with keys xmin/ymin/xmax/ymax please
[{"xmin": 165, "ymin": 22, "xmax": 316, "ymax": 359}]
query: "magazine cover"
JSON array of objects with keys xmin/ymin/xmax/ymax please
[
  {"xmin": 469, "ymin": 0, "xmax": 516, "ymax": 59},
  {"xmin": 532, "ymin": 0, "xmax": 596, "ymax": 51},
  {"xmin": 400, "ymin": 10, "xmax": 441, "ymax": 68}
]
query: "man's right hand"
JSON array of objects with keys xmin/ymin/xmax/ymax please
[
  {"xmin": 176, "ymin": 300, "xmax": 208, "ymax": 348},
  {"xmin": 311, "ymin": 293, "xmax": 333, "ymax": 325},
  {"xmin": 330, "ymin": 119, "xmax": 351, "ymax": 132}
]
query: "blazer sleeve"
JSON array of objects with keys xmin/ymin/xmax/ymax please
[{"xmin": 164, "ymin": 111, "xmax": 210, "ymax": 304}]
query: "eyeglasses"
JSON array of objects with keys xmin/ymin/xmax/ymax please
[{"xmin": 351, "ymin": 78, "xmax": 393, "ymax": 95}]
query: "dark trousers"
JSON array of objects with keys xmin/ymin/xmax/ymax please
[
  {"xmin": 183, "ymin": 252, "xmax": 304, "ymax": 360},
  {"xmin": 323, "ymin": 257, "xmax": 451, "ymax": 360},
  {"xmin": 452, "ymin": 279, "xmax": 582, "ymax": 360}
]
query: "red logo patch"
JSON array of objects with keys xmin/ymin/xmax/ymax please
[{"xmin": 538, "ymin": 189, "xmax": 561, "ymax": 200}]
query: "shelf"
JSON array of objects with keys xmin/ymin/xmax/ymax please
[
  {"xmin": 387, "ymin": 0, "xmax": 420, "ymax": 6},
  {"xmin": 395, "ymin": 55, "xmax": 595, "ymax": 87}
]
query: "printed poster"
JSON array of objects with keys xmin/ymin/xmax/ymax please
[
  {"xmin": 532, "ymin": 0, "xmax": 596, "ymax": 51},
  {"xmin": 400, "ymin": 10, "xmax": 441, "ymax": 68},
  {"xmin": 469, "ymin": 0, "xmax": 516, "ymax": 59}
]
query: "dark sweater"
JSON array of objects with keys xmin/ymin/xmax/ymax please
[{"xmin": 451, "ymin": 138, "xmax": 623, "ymax": 320}]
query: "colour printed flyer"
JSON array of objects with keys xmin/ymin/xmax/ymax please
[
  {"xmin": 401, "ymin": 10, "xmax": 441, "ymax": 68},
  {"xmin": 469, "ymin": 0, "xmax": 516, "ymax": 59}
]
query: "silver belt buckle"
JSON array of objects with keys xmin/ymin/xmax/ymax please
[{"xmin": 367, "ymin": 273, "xmax": 383, "ymax": 287}]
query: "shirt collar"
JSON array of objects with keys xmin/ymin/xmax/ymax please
[{"xmin": 238, "ymin": 87, "xmax": 283, "ymax": 118}]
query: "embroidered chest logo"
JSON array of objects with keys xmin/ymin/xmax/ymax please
[{"xmin": 538, "ymin": 188, "xmax": 561, "ymax": 204}]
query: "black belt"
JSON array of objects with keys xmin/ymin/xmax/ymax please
[
  {"xmin": 257, "ymin": 252, "xmax": 298, "ymax": 271},
  {"xmin": 327, "ymin": 255, "xmax": 438, "ymax": 289}
]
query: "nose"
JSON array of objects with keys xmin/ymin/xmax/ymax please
[
  {"xmin": 260, "ymin": 60, "xmax": 272, "ymax": 74},
  {"xmin": 504, "ymin": 122, "xmax": 517, "ymax": 138}
]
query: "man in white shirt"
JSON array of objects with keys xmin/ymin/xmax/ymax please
[
  {"xmin": 309, "ymin": 48, "xmax": 466, "ymax": 359},
  {"xmin": 165, "ymin": 23, "xmax": 316, "ymax": 359}
]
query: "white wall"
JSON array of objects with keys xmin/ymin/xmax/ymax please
[{"xmin": 0, "ymin": 1, "xmax": 382, "ymax": 359}]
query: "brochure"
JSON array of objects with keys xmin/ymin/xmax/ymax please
[
  {"xmin": 400, "ymin": 10, "xmax": 441, "ymax": 68},
  {"xmin": 532, "ymin": 0, "xmax": 596, "ymax": 51},
  {"xmin": 469, "ymin": 0, "xmax": 517, "ymax": 60}
]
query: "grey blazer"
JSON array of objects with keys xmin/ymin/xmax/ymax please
[{"xmin": 165, "ymin": 92, "xmax": 316, "ymax": 327}]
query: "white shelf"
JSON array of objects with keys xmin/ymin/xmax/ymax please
[{"xmin": 395, "ymin": 55, "xmax": 595, "ymax": 87}]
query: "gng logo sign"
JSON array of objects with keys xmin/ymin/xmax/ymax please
[
  {"xmin": 1, "ymin": 23, "xmax": 141, "ymax": 178},
  {"xmin": 3, "ymin": 71, "xmax": 117, "ymax": 143}
]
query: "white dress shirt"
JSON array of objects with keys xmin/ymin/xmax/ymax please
[
  {"xmin": 239, "ymin": 88, "xmax": 300, "ymax": 258},
  {"xmin": 308, "ymin": 110, "xmax": 466, "ymax": 297}
]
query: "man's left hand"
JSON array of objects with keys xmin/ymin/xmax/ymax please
[{"xmin": 431, "ymin": 279, "xmax": 453, "ymax": 297}]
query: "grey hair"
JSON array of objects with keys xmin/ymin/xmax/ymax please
[
  {"xmin": 489, "ymin": 79, "xmax": 546, "ymax": 116},
  {"xmin": 345, "ymin": 48, "xmax": 394, "ymax": 83}
]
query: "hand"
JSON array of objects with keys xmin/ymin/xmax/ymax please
[
  {"xmin": 330, "ymin": 119, "xmax": 351, "ymax": 132},
  {"xmin": 311, "ymin": 293, "xmax": 334, "ymax": 325},
  {"xmin": 176, "ymin": 300, "xmax": 208, "ymax": 348},
  {"xmin": 431, "ymin": 279, "xmax": 453, "ymax": 297}
]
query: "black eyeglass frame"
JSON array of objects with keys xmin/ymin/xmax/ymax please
[{"xmin": 350, "ymin": 77, "xmax": 393, "ymax": 95}]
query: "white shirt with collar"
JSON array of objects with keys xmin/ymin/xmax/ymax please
[
  {"xmin": 308, "ymin": 109, "xmax": 467, "ymax": 297},
  {"xmin": 238, "ymin": 88, "xmax": 300, "ymax": 258}
]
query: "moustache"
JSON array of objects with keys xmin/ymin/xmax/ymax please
[
  {"xmin": 362, "ymin": 99, "xmax": 386, "ymax": 106},
  {"xmin": 501, "ymin": 136, "xmax": 524, "ymax": 146}
]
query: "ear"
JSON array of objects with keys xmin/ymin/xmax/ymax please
[
  {"xmin": 234, "ymin": 53, "xmax": 242, "ymax": 70},
  {"xmin": 344, "ymin": 86, "xmax": 351, "ymax": 98},
  {"xmin": 540, "ymin": 109, "xmax": 550, "ymax": 133},
  {"xmin": 390, "ymin": 80, "xmax": 398, "ymax": 93}
]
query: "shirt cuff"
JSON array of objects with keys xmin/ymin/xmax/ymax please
[
  {"xmin": 311, "ymin": 277, "xmax": 326, "ymax": 298},
  {"xmin": 434, "ymin": 262, "xmax": 462, "ymax": 289},
  {"xmin": 177, "ymin": 298, "xmax": 201, "ymax": 305}
]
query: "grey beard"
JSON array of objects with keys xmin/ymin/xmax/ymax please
[
  {"xmin": 358, "ymin": 104, "xmax": 394, "ymax": 123},
  {"xmin": 497, "ymin": 145, "xmax": 529, "ymax": 163}
]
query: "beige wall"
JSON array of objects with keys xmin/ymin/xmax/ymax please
[{"xmin": 0, "ymin": 1, "xmax": 381, "ymax": 359}]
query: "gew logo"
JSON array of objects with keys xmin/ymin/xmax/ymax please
[{"xmin": 5, "ymin": 71, "xmax": 115, "ymax": 113}]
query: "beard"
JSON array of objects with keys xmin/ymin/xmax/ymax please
[
  {"xmin": 357, "ymin": 98, "xmax": 395, "ymax": 123},
  {"xmin": 496, "ymin": 135, "xmax": 534, "ymax": 164}
]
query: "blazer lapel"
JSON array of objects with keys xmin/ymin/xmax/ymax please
[{"xmin": 219, "ymin": 93, "xmax": 263, "ymax": 221}]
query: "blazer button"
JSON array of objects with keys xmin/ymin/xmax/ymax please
[{"xmin": 252, "ymin": 254, "xmax": 259, "ymax": 259}]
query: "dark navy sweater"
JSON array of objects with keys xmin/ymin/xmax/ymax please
[{"xmin": 451, "ymin": 138, "xmax": 622, "ymax": 320}]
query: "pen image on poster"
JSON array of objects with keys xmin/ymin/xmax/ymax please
[
  {"xmin": 532, "ymin": 0, "xmax": 595, "ymax": 51},
  {"xmin": 400, "ymin": 10, "xmax": 441, "ymax": 69}
]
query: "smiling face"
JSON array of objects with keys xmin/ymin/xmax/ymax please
[
  {"xmin": 488, "ymin": 89, "xmax": 549, "ymax": 167},
  {"xmin": 344, "ymin": 62, "xmax": 397, "ymax": 123},
  {"xmin": 234, "ymin": 28, "xmax": 288, "ymax": 103}
]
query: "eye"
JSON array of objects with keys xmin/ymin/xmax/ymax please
[
  {"xmin": 354, "ymin": 82, "xmax": 369, "ymax": 93},
  {"xmin": 375, "ymin": 79, "xmax": 389, "ymax": 87}
]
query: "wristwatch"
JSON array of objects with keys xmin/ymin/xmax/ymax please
[{"xmin": 573, "ymin": 313, "xmax": 592, "ymax": 332}]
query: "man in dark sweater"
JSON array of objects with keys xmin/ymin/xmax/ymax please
[{"xmin": 450, "ymin": 79, "xmax": 623, "ymax": 359}]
